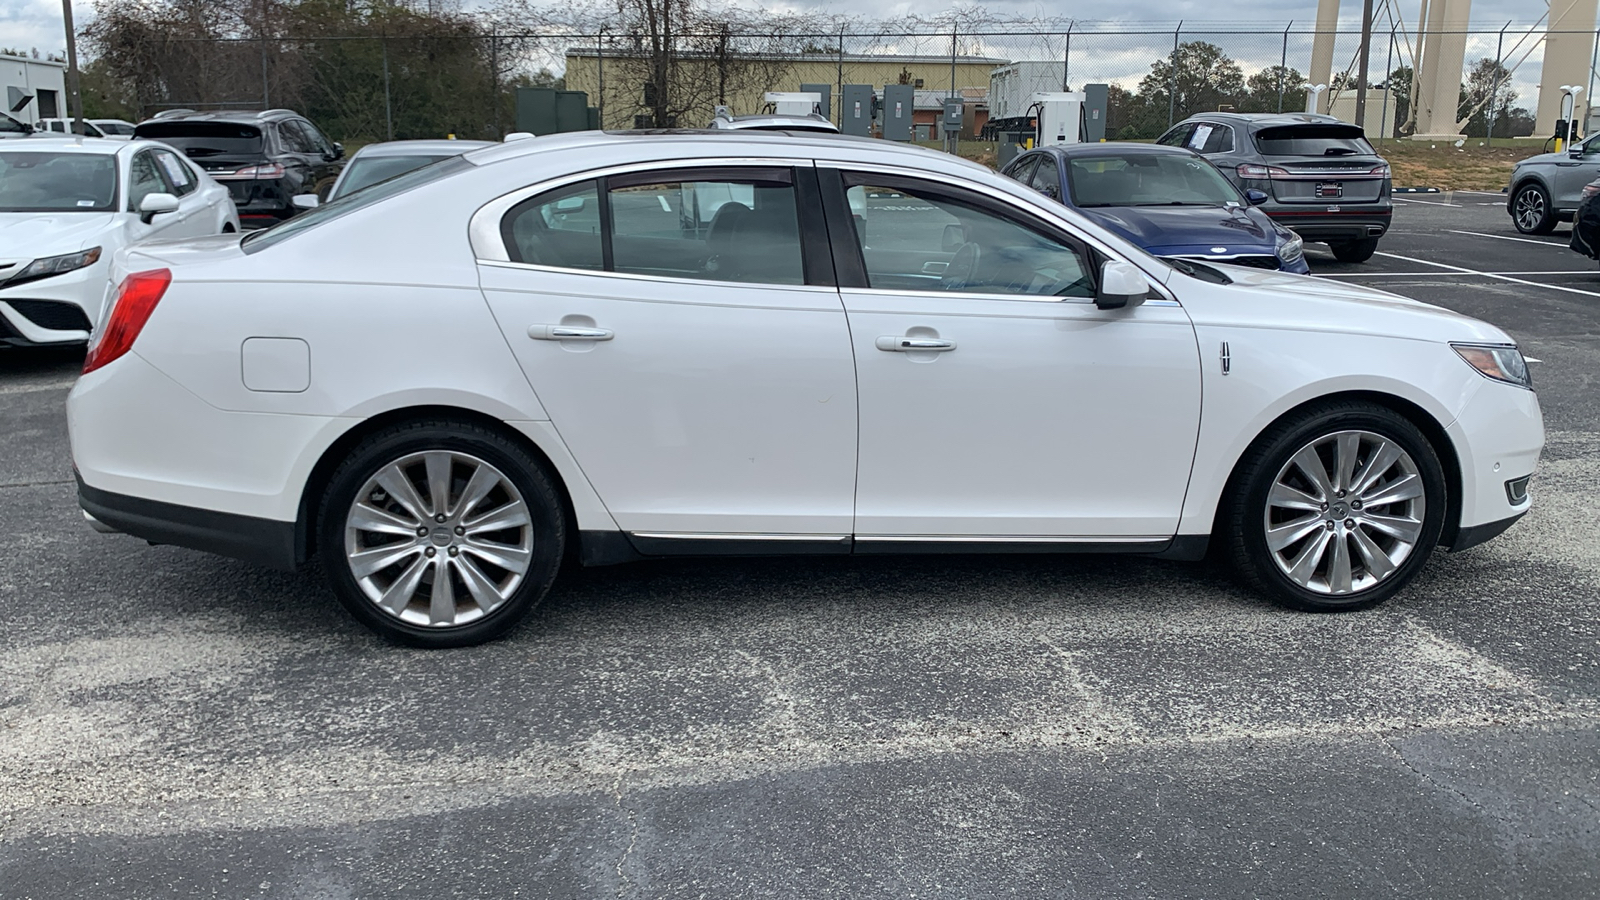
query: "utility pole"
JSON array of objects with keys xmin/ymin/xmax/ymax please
[
  {"xmin": 1354, "ymin": 0, "xmax": 1374, "ymax": 130},
  {"xmin": 61, "ymin": 0, "xmax": 85, "ymax": 134}
]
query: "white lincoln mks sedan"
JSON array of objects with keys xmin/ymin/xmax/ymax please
[{"xmin": 67, "ymin": 131, "xmax": 1543, "ymax": 647}]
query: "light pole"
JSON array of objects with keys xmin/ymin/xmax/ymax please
[{"xmin": 61, "ymin": 0, "xmax": 85, "ymax": 134}]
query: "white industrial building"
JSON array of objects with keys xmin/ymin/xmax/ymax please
[{"xmin": 1, "ymin": 53, "xmax": 68, "ymax": 127}]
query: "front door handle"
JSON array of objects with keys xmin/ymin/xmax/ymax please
[
  {"xmin": 529, "ymin": 324, "xmax": 613, "ymax": 341},
  {"xmin": 876, "ymin": 336, "xmax": 955, "ymax": 352}
]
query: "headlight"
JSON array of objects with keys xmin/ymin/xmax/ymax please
[
  {"xmin": 7, "ymin": 247, "xmax": 103, "ymax": 286},
  {"xmin": 1276, "ymin": 233, "xmax": 1304, "ymax": 262},
  {"xmin": 1452, "ymin": 343, "xmax": 1532, "ymax": 390}
]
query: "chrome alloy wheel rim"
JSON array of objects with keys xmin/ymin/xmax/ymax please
[
  {"xmin": 344, "ymin": 451, "xmax": 533, "ymax": 627},
  {"xmin": 1514, "ymin": 189, "xmax": 1545, "ymax": 231},
  {"xmin": 1263, "ymin": 430, "xmax": 1426, "ymax": 596}
]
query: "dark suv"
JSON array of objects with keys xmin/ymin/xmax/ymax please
[
  {"xmin": 134, "ymin": 109, "xmax": 345, "ymax": 226},
  {"xmin": 1156, "ymin": 113, "xmax": 1392, "ymax": 263}
]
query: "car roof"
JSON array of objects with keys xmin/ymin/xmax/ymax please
[
  {"xmin": 463, "ymin": 128, "xmax": 902, "ymax": 167},
  {"xmin": 138, "ymin": 109, "xmax": 303, "ymax": 126},
  {"xmin": 1176, "ymin": 112, "xmax": 1352, "ymax": 129},
  {"xmin": 0, "ymin": 136, "xmax": 133, "ymax": 154},
  {"xmin": 1028, "ymin": 142, "xmax": 1200, "ymax": 159},
  {"xmin": 352, "ymin": 139, "xmax": 496, "ymax": 158}
]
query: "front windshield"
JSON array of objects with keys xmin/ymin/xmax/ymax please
[
  {"xmin": 243, "ymin": 154, "xmax": 473, "ymax": 253},
  {"xmin": 0, "ymin": 151, "xmax": 118, "ymax": 212},
  {"xmin": 1067, "ymin": 154, "xmax": 1243, "ymax": 208},
  {"xmin": 337, "ymin": 154, "xmax": 458, "ymax": 198}
]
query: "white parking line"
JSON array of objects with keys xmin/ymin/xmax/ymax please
[
  {"xmin": 1374, "ymin": 251, "xmax": 1600, "ymax": 298},
  {"xmin": 1452, "ymin": 190, "xmax": 1510, "ymax": 196},
  {"xmin": 1393, "ymin": 196, "xmax": 1461, "ymax": 207},
  {"xmin": 1447, "ymin": 230, "xmax": 1569, "ymax": 247},
  {"xmin": 1319, "ymin": 270, "xmax": 1595, "ymax": 278}
]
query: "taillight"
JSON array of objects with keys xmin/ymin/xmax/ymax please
[
  {"xmin": 83, "ymin": 268, "xmax": 171, "ymax": 374},
  {"xmin": 1368, "ymin": 164, "xmax": 1391, "ymax": 178},
  {"xmin": 1236, "ymin": 164, "xmax": 1291, "ymax": 179},
  {"xmin": 216, "ymin": 163, "xmax": 286, "ymax": 180}
]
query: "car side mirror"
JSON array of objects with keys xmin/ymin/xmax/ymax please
[
  {"xmin": 1245, "ymin": 189, "xmax": 1270, "ymax": 206},
  {"xmin": 138, "ymin": 192, "xmax": 179, "ymax": 224},
  {"xmin": 292, "ymin": 194, "xmax": 320, "ymax": 210},
  {"xmin": 1096, "ymin": 260, "xmax": 1150, "ymax": 310},
  {"xmin": 941, "ymin": 223, "xmax": 966, "ymax": 251},
  {"xmin": 330, "ymin": 142, "xmax": 345, "ymax": 160}
]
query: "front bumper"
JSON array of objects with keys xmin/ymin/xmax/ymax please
[
  {"xmin": 1444, "ymin": 376, "xmax": 1543, "ymax": 548},
  {"xmin": 0, "ymin": 258, "xmax": 112, "ymax": 346}
]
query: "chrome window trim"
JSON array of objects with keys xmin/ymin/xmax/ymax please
[
  {"xmin": 469, "ymin": 156, "xmax": 815, "ymax": 262},
  {"xmin": 477, "ymin": 258, "xmax": 839, "ymax": 295}
]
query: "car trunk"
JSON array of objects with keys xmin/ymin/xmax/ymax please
[{"xmin": 1255, "ymin": 124, "xmax": 1387, "ymax": 204}]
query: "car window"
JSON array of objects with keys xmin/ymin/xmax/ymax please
[
  {"xmin": 0, "ymin": 113, "xmax": 28, "ymax": 135},
  {"xmin": 608, "ymin": 170, "xmax": 804, "ymax": 285},
  {"xmin": 126, "ymin": 150, "xmax": 169, "ymax": 211},
  {"xmin": 0, "ymin": 151, "xmax": 117, "ymax": 211},
  {"xmin": 153, "ymin": 149, "xmax": 197, "ymax": 196},
  {"xmin": 1030, "ymin": 157, "xmax": 1062, "ymax": 198},
  {"xmin": 842, "ymin": 175, "xmax": 1094, "ymax": 299},
  {"xmin": 277, "ymin": 121, "xmax": 315, "ymax": 154},
  {"xmin": 297, "ymin": 120, "xmax": 335, "ymax": 156},
  {"xmin": 134, "ymin": 122, "xmax": 264, "ymax": 158},
  {"xmin": 1066, "ymin": 154, "xmax": 1244, "ymax": 207},
  {"xmin": 337, "ymin": 154, "xmax": 457, "ymax": 198},
  {"xmin": 1005, "ymin": 154, "xmax": 1040, "ymax": 184},
  {"xmin": 1253, "ymin": 124, "xmax": 1373, "ymax": 157},
  {"xmin": 501, "ymin": 180, "xmax": 604, "ymax": 271},
  {"xmin": 1188, "ymin": 122, "xmax": 1233, "ymax": 154},
  {"xmin": 1156, "ymin": 124, "xmax": 1194, "ymax": 147}
]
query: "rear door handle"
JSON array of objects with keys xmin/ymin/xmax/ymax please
[
  {"xmin": 528, "ymin": 325, "xmax": 613, "ymax": 341},
  {"xmin": 876, "ymin": 336, "xmax": 955, "ymax": 352}
]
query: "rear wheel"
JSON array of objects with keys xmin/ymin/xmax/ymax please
[
  {"xmin": 1329, "ymin": 237, "xmax": 1380, "ymax": 263},
  {"xmin": 317, "ymin": 420, "xmax": 565, "ymax": 647},
  {"xmin": 1222, "ymin": 402, "xmax": 1446, "ymax": 612},
  {"xmin": 1511, "ymin": 182, "xmax": 1555, "ymax": 235}
]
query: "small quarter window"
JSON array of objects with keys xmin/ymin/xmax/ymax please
[{"xmin": 501, "ymin": 180, "xmax": 604, "ymax": 271}]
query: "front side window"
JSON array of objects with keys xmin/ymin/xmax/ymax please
[
  {"xmin": 153, "ymin": 149, "xmax": 197, "ymax": 196},
  {"xmin": 843, "ymin": 175, "xmax": 1094, "ymax": 298},
  {"xmin": 277, "ymin": 121, "xmax": 315, "ymax": 154},
  {"xmin": 126, "ymin": 151, "xmax": 169, "ymax": 211},
  {"xmin": 1005, "ymin": 154, "xmax": 1041, "ymax": 184},
  {"xmin": 1030, "ymin": 157, "xmax": 1062, "ymax": 198},
  {"xmin": 609, "ymin": 171, "xmax": 803, "ymax": 284}
]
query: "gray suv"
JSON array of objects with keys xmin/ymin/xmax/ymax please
[
  {"xmin": 1156, "ymin": 113, "xmax": 1392, "ymax": 263},
  {"xmin": 1507, "ymin": 135, "xmax": 1600, "ymax": 234}
]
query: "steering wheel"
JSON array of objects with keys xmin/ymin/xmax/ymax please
[{"xmin": 941, "ymin": 242, "xmax": 981, "ymax": 291}]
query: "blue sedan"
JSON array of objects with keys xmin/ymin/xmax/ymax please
[{"xmin": 1001, "ymin": 143, "xmax": 1311, "ymax": 274}]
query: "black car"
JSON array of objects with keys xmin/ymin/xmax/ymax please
[
  {"xmin": 1155, "ymin": 113, "xmax": 1392, "ymax": 263},
  {"xmin": 133, "ymin": 109, "xmax": 345, "ymax": 226}
]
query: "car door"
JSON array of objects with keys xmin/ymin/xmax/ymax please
[
  {"xmin": 822, "ymin": 167, "xmax": 1202, "ymax": 543},
  {"xmin": 475, "ymin": 162, "xmax": 859, "ymax": 543},
  {"xmin": 1553, "ymin": 135, "xmax": 1600, "ymax": 208},
  {"xmin": 125, "ymin": 148, "xmax": 187, "ymax": 241},
  {"xmin": 150, "ymin": 147, "xmax": 212, "ymax": 236}
]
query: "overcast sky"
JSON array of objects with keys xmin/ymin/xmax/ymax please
[{"xmin": 0, "ymin": 0, "xmax": 1563, "ymax": 110}]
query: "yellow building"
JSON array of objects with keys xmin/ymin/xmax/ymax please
[{"xmin": 563, "ymin": 48, "xmax": 1004, "ymax": 130}]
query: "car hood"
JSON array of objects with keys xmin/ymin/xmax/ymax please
[
  {"xmin": 1079, "ymin": 205, "xmax": 1279, "ymax": 255},
  {"xmin": 1179, "ymin": 264, "xmax": 1515, "ymax": 345},
  {"xmin": 1513, "ymin": 150, "xmax": 1570, "ymax": 168},
  {"xmin": 0, "ymin": 212, "xmax": 119, "ymax": 259}
]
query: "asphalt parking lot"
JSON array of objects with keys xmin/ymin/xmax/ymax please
[{"xmin": 2, "ymin": 197, "xmax": 1597, "ymax": 898}]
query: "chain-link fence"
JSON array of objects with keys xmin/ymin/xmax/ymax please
[{"xmin": 94, "ymin": 20, "xmax": 1568, "ymax": 146}]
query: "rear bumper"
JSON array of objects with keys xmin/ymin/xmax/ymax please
[
  {"xmin": 77, "ymin": 473, "xmax": 300, "ymax": 570},
  {"xmin": 1266, "ymin": 208, "xmax": 1392, "ymax": 243}
]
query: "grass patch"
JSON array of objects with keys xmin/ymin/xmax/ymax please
[{"xmin": 1370, "ymin": 138, "xmax": 1544, "ymax": 191}]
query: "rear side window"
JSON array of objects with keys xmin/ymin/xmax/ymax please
[
  {"xmin": 502, "ymin": 181, "xmax": 604, "ymax": 271},
  {"xmin": 135, "ymin": 122, "xmax": 264, "ymax": 158},
  {"xmin": 153, "ymin": 149, "xmax": 197, "ymax": 196},
  {"xmin": 1187, "ymin": 123, "xmax": 1233, "ymax": 154},
  {"xmin": 1253, "ymin": 124, "xmax": 1373, "ymax": 157}
]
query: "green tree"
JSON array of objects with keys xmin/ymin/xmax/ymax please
[
  {"xmin": 1459, "ymin": 57, "xmax": 1517, "ymax": 138},
  {"xmin": 1241, "ymin": 65, "xmax": 1306, "ymax": 113},
  {"xmin": 1134, "ymin": 41, "xmax": 1246, "ymax": 135},
  {"xmin": 1382, "ymin": 65, "xmax": 1412, "ymax": 135}
]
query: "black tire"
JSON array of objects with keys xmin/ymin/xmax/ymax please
[
  {"xmin": 317, "ymin": 419, "xmax": 566, "ymax": 648},
  {"xmin": 1511, "ymin": 182, "xmax": 1556, "ymax": 235},
  {"xmin": 1221, "ymin": 402, "xmax": 1447, "ymax": 613},
  {"xmin": 1329, "ymin": 237, "xmax": 1380, "ymax": 263}
]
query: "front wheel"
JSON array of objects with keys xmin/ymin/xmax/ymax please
[
  {"xmin": 1222, "ymin": 403, "xmax": 1447, "ymax": 612},
  {"xmin": 1329, "ymin": 237, "xmax": 1380, "ymax": 263},
  {"xmin": 1511, "ymin": 183, "xmax": 1556, "ymax": 235},
  {"xmin": 317, "ymin": 420, "xmax": 566, "ymax": 647}
]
